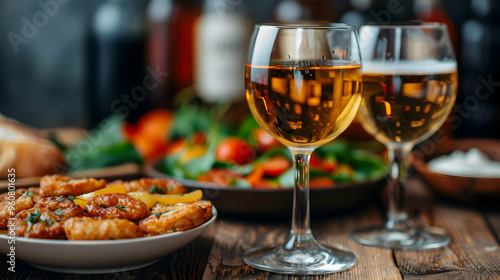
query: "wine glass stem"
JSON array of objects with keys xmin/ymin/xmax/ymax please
[
  {"xmin": 386, "ymin": 144, "xmax": 414, "ymax": 232},
  {"xmin": 289, "ymin": 150, "xmax": 314, "ymax": 245}
]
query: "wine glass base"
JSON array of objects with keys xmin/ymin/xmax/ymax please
[
  {"xmin": 243, "ymin": 244, "xmax": 356, "ymax": 275},
  {"xmin": 349, "ymin": 225, "xmax": 450, "ymax": 250}
]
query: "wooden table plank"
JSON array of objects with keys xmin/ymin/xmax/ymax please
[
  {"xmin": 483, "ymin": 210, "xmax": 500, "ymax": 244},
  {"xmin": 393, "ymin": 179, "xmax": 500, "ymax": 279},
  {"xmin": 316, "ymin": 206, "xmax": 402, "ymax": 280}
]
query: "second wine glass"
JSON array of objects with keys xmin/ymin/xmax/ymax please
[
  {"xmin": 244, "ymin": 23, "xmax": 362, "ymax": 274},
  {"xmin": 350, "ymin": 23, "xmax": 458, "ymax": 250}
]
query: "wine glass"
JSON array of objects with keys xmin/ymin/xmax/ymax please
[
  {"xmin": 350, "ymin": 23, "xmax": 458, "ymax": 250},
  {"xmin": 244, "ymin": 23, "xmax": 362, "ymax": 274}
]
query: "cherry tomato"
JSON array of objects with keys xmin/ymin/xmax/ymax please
[
  {"xmin": 128, "ymin": 109, "xmax": 174, "ymax": 160},
  {"xmin": 263, "ymin": 155, "xmax": 291, "ymax": 177},
  {"xmin": 134, "ymin": 109, "xmax": 173, "ymax": 143},
  {"xmin": 252, "ymin": 128, "xmax": 281, "ymax": 151},
  {"xmin": 215, "ymin": 137, "xmax": 256, "ymax": 165},
  {"xmin": 132, "ymin": 137, "xmax": 167, "ymax": 160}
]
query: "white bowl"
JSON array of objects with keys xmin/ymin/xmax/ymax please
[{"xmin": 0, "ymin": 207, "xmax": 217, "ymax": 274}]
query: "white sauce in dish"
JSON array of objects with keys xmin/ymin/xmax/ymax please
[{"xmin": 428, "ymin": 148, "xmax": 500, "ymax": 178}]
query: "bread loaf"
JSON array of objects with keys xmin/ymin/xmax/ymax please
[{"xmin": 0, "ymin": 115, "xmax": 67, "ymax": 178}]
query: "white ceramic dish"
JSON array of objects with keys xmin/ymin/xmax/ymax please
[{"xmin": 0, "ymin": 207, "xmax": 217, "ymax": 274}]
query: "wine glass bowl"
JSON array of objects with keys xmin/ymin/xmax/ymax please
[
  {"xmin": 350, "ymin": 23, "xmax": 458, "ymax": 250},
  {"xmin": 244, "ymin": 23, "xmax": 362, "ymax": 274}
]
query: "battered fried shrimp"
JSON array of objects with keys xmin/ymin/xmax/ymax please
[
  {"xmin": 35, "ymin": 196, "xmax": 83, "ymax": 222},
  {"xmin": 139, "ymin": 200, "xmax": 213, "ymax": 236},
  {"xmin": 63, "ymin": 217, "xmax": 142, "ymax": 240},
  {"xmin": 87, "ymin": 193, "xmax": 147, "ymax": 222},
  {"xmin": 106, "ymin": 180, "xmax": 124, "ymax": 188},
  {"xmin": 122, "ymin": 178, "xmax": 186, "ymax": 194},
  {"xmin": 24, "ymin": 187, "xmax": 43, "ymax": 203},
  {"xmin": 14, "ymin": 208, "xmax": 64, "ymax": 239},
  {"xmin": 39, "ymin": 175, "xmax": 107, "ymax": 197},
  {"xmin": 0, "ymin": 196, "xmax": 35, "ymax": 228}
]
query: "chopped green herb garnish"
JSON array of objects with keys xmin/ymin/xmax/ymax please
[
  {"xmin": 154, "ymin": 211, "xmax": 168, "ymax": 218},
  {"xmin": 23, "ymin": 209, "xmax": 41, "ymax": 232},
  {"xmin": 52, "ymin": 209, "xmax": 65, "ymax": 216},
  {"xmin": 56, "ymin": 195, "xmax": 64, "ymax": 202},
  {"xmin": 115, "ymin": 206, "xmax": 126, "ymax": 211},
  {"xmin": 21, "ymin": 191, "xmax": 35, "ymax": 198},
  {"xmin": 100, "ymin": 204, "xmax": 107, "ymax": 208},
  {"xmin": 68, "ymin": 196, "xmax": 76, "ymax": 202},
  {"xmin": 148, "ymin": 185, "xmax": 165, "ymax": 194},
  {"xmin": 68, "ymin": 179, "xmax": 75, "ymax": 183},
  {"xmin": 42, "ymin": 218, "xmax": 53, "ymax": 226},
  {"xmin": 82, "ymin": 177, "xmax": 89, "ymax": 181},
  {"xmin": 171, "ymin": 227, "xmax": 177, "ymax": 232}
]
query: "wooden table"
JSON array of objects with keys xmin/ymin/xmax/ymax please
[{"xmin": 1, "ymin": 177, "xmax": 499, "ymax": 280}]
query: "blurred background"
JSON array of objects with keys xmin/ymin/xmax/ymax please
[{"xmin": 0, "ymin": 0, "xmax": 499, "ymax": 139}]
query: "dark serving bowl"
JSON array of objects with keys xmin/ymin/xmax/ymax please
[
  {"xmin": 410, "ymin": 138, "xmax": 500, "ymax": 204},
  {"xmin": 145, "ymin": 159, "xmax": 388, "ymax": 217}
]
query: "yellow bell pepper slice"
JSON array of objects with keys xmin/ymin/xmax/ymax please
[
  {"xmin": 75, "ymin": 184, "xmax": 127, "ymax": 210},
  {"xmin": 73, "ymin": 198, "xmax": 87, "ymax": 210},
  {"xmin": 128, "ymin": 191, "xmax": 157, "ymax": 209},
  {"xmin": 179, "ymin": 145, "xmax": 207, "ymax": 164},
  {"xmin": 152, "ymin": 189, "xmax": 203, "ymax": 205},
  {"xmin": 77, "ymin": 184, "xmax": 127, "ymax": 200}
]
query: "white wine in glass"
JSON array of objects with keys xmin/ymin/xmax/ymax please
[
  {"xmin": 350, "ymin": 23, "xmax": 458, "ymax": 250},
  {"xmin": 244, "ymin": 23, "xmax": 362, "ymax": 274}
]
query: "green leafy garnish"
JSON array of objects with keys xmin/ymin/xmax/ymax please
[
  {"xmin": 68, "ymin": 196, "xmax": 76, "ymax": 203},
  {"xmin": 169, "ymin": 104, "xmax": 214, "ymax": 140},
  {"xmin": 21, "ymin": 191, "xmax": 35, "ymax": 198},
  {"xmin": 171, "ymin": 227, "xmax": 177, "ymax": 232},
  {"xmin": 115, "ymin": 206, "xmax": 126, "ymax": 211},
  {"xmin": 42, "ymin": 218, "xmax": 53, "ymax": 226},
  {"xmin": 100, "ymin": 204, "xmax": 107, "ymax": 208},
  {"xmin": 178, "ymin": 122, "xmax": 219, "ymax": 179},
  {"xmin": 56, "ymin": 196, "xmax": 64, "ymax": 202},
  {"xmin": 52, "ymin": 209, "xmax": 65, "ymax": 216},
  {"xmin": 65, "ymin": 114, "xmax": 142, "ymax": 172},
  {"xmin": 23, "ymin": 209, "xmax": 41, "ymax": 232},
  {"xmin": 148, "ymin": 185, "xmax": 165, "ymax": 194},
  {"xmin": 154, "ymin": 211, "xmax": 168, "ymax": 218}
]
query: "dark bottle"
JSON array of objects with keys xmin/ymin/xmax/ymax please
[
  {"xmin": 458, "ymin": 0, "xmax": 500, "ymax": 138},
  {"xmin": 147, "ymin": 0, "xmax": 201, "ymax": 108},
  {"xmin": 86, "ymin": 0, "xmax": 149, "ymax": 127}
]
